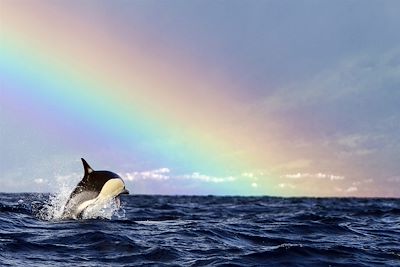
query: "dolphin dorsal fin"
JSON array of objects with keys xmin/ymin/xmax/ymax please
[{"xmin": 81, "ymin": 158, "xmax": 94, "ymax": 176}]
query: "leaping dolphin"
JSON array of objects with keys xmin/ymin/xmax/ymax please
[{"xmin": 62, "ymin": 158, "xmax": 129, "ymax": 219}]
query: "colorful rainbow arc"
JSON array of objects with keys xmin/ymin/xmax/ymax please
[{"xmin": 1, "ymin": 4, "xmax": 280, "ymax": 196}]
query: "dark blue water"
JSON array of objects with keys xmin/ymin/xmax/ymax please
[{"xmin": 0, "ymin": 193, "xmax": 399, "ymax": 266}]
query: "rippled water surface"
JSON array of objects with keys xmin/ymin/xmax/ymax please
[{"xmin": 1, "ymin": 193, "xmax": 399, "ymax": 266}]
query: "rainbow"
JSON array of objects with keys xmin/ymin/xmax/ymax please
[{"xmin": 1, "ymin": 3, "xmax": 289, "ymax": 196}]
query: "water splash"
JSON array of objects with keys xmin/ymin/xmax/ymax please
[
  {"xmin": 80, "ymin": 199, "xmax": 123, "ymax": 220},
  {"xmin": 36, "ymin": 181, "xmax": 74, "ymax": 220},
  {"xmin": 36, "ymin": 178, "xmax": 125, "ymax": 221}
]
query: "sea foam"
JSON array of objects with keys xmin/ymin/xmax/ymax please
[{"xmin": 37, "ymin": 178, "xmax": 124, "ymax": 220}]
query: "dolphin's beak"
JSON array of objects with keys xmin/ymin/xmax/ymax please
[{"xmin": 121, "ymin": 189, "xmax": 130, "ymax": 195}]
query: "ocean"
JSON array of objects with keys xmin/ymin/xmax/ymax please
[{"xmin": 0, "ymin": 193, "xmax": 399, "ymax": 266}]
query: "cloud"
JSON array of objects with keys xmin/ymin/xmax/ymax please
[
  {"xmin": 277, "ymin": 183, "xmax": 296, "ymax": 189},
  {"xmin": 337, "ymin": 134, "xmax": 371, "ymax": 148},
  {"xmin": 181, "ymin": 172, "xmax": 236, "ymax": 183},
  {"xmin": 283, "ymin": 173, "xmax": 304, "ymax": 179},
  {"xmin": 241, "ymin": 170, "xmax": 268, "ymax": 180},
  {"xmin": 123, "ymin": 168, "xmax": 171, "ymax": 181},
  {"xmin": 260, "ymin": 48, "xmax": 400, "ymax": 113},
  {"xmin": 345, "ymin": 186, "xmax": 358, "ymax": 193},
  {"xmin": 122, "ymin": 169, "xmax": 236, "ymax": 184},
  {"xmin": 333, "ymin": 133, "xmax": 383, "ymax": 157},
  {"xmin": 34, "ymin": 178, "xmax": 46, "ymax": 184},
  {"xmin": 351, "ymin": 178, "xmax": 373, "ymax": 186},
  {"xmin": 387, "ymin": 176, "xmax": 400, "ymax": 182},
  {"xmin": 251, "ymin": 182, "xmax": 258, "ymax": 188},
  {"xmin": 242, "ymin": 172, "xmax": 254, "ymax": 178},
  {"xmin": 55, "ymin": 173, "xmax": 80, "ymax": 183},
  {"xmin": 282, "ymin": 172, "xmax": 345, "ymax": 181}
]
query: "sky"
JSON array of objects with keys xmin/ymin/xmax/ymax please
[{"xmin": 1, "ymin": 1, "xmax": 399, "ymax": 197}]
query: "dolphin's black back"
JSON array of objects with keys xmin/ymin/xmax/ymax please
[
  {"xmin": 69, "ymin": 171, "xmax": 119, "ymax": 197},
  {"xmin": 63, "ymin": 159, "xmax": 121, "ymax": 211}
]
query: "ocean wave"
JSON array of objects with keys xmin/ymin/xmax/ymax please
[{"xmin": 1, "ymin": 194, "xmax": 399, "ymax": 266}]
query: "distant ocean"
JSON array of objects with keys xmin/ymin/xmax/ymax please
[{"xmin": 0, "ymin": 193, "xmax": 399, "ymax": 266}]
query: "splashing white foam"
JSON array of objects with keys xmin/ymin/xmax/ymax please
[
  {"xmin": 37, "ymin": 177, "xmax": 125, "ymax": 221},
  {"xmin": 80, "ymin": 200, "xmax": 122, "ymax": 220}
]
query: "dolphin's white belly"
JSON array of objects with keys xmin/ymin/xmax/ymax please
[
  {"xmin": 65, "ymin": 178, "xmax": 126, "ymax": 219},
  {"xmin": 62, "ymin": 191, "xmax": 98, "ymax": 219}
]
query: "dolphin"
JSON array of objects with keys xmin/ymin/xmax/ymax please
[{"xmin": 62, "ymin": 158, "xmax": 129, "ymax": 219}]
